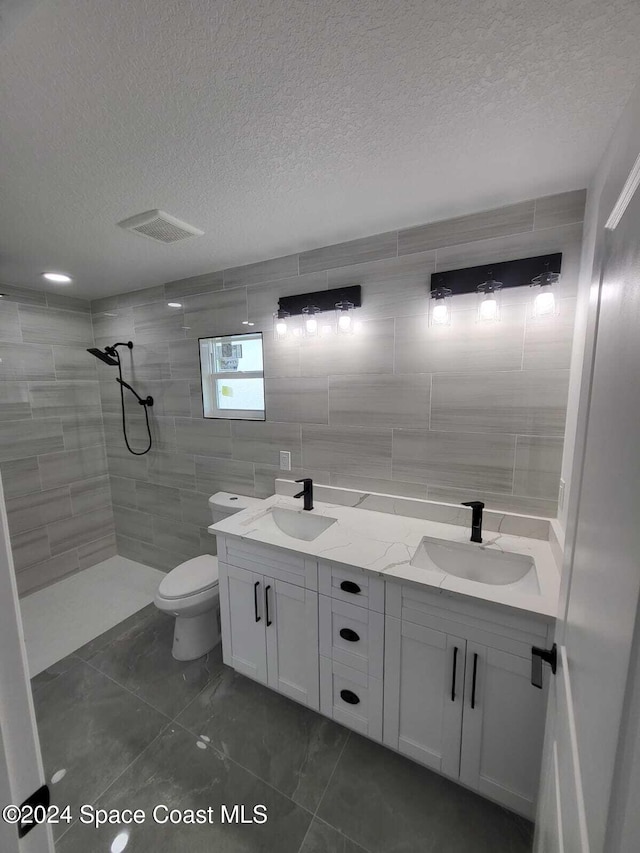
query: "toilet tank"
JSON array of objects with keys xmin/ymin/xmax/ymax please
[{"xmin": 209, "ymin": 492, "xmax": 263, "ymax": 524}]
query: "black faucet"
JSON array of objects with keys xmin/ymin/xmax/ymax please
[
  {"xmin": 461, "ymin": 500, "xmax": 484, "ymax": 543},
  {"xmin": 294, "ymin": 478, "xmax": 313, "ymax": 511}
]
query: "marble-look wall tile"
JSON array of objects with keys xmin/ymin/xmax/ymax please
[
  {"xmin": 431, "ymin": 370, "xmax": 570, "ymax": 435},
  {"xmin": 19, "ymin": 304, "xmax": 94, "ymax": 346},
  {"xmin": 327, "ymin": 251, "xmax": 435, "ymax": 321},
  {"xmin": 263, "ymin": 335, "xmax": 301, "ymax": 379},
  {"xmin": 174, "ymin": 417, "xmax": 232, "ymax": 458},
  {"xmin": 152, "ymin": 516, "xmax": 200, "ymax": 559},
  {"xmin": 45, "ymin": 292, "xmax": 90, "ymax": 313},
  {"xmin": 299, "ymin": 232, "xmax": 398, "ymax": 275},
  {"xmin": 399, "ymin": 201, "xmax": 534, "ymax": 255},
  {"xmin": 195, "ymin": 456, "xmax": 255, "ymax": 496},
  {"xmin": 253, "ymin": 465, "xmax": 330, "ymax": 499},
  {"xmin": 147, "ymin": 450, "xmax": 195, "ymax": 490},
  {"xmin": 179, "ymin": 489, "xmax": 214, "ymax": 528},
  {"xmin": 513, "ymin": 435, "xmax": 564, "ymax": 501},
  {"xmin": 132, "ymin": 302, "xmax": 187, "ymax": 344},
  {"xmin": 329, "ymin": 472, "xmax": 428, "ymax": 500},
  {"xmin": 0, "ymin": 456, "xmax": 42, "ymax": 498},
  {"xmin": 392, "ymin": 429, "xmax": 516, "ymax": 491},
  {"xmin": 0, "ymin": 301, "xmax": 23, "ymax": 341},
  {"xmin": 164, "ymin": 271, "xmax": 224, "ymax": 300},
  {"xmin": 6, "ymin": 486, "xmax": 72, "ymax": 536},
  {"xmin": 300, "ymin": 317, "xmax": 395, "ymax": 376},
  {"xmin": 118, "ymin": 342, "xmax": 171, "ymax": 381},
  {"xmin": 109, "ymin": 475, "xmax": 137, "ymax": 509},
  {"xmin": 145, "ymin": 379, "xmax": 191, "ymax": 417},
  {"xmin": 48, "ymin": 507, "xmax": 115, "ymax": 556},
  {"xmin": 106, "ymin": 445, "xmax": 149, "ymax": 481},
  {"xmin": 113, "ymin": 505, "xmax": 154, "ymax": 543},
  {"xmin": 135, "ymin": 480, "xmax": 180, "ymax": 518},
  {"xmin": 329, "ymin": 373, "xmax": 430, "ymax": 428},
  {"xmin": 29, "ymin": 381, "xmax": 101, "ymax": 418},
  {"xmin": 183, "ymin": 288, "xmax": 248, "ymax": 339},
  {"xmin": 61, "ymin": 413, "xmax": 106, "ymax": 450},
  {"xmin": 302, "ymin": 425, "xmax": 392, "ymax": 478},
  {"xmin": 0, "ymin": 342, "xmax": 55, "ymax": 380},
  {"xmin": 223, "ymin": 253, "xmax": 299, "ymax": 288},
  {"xmin": 11, "ymin": 526, "xmax": 50, "ymax": 570},
  {"xmin": 53, "ymin": 346, "xmax": 98, "ymax": 380},
  {"xmin": 0, "ymin": 284, "xmax": 47, "ymax": 305},
  {"xmin": 534, "ymin": 189, "xmax": 587, "ymax": 230},
  {"xmin": 0, "ymin": 419, "xmax": 64, "ymax": 462},
  {"xmin": 232, "ymin": 421, "xmax": 301, "ymax": 467},
  {"xmin": 0, "ymin": 384, "xmax": 32, "ymax": 421},
  {"xmin": 169, "ymin": 339, "xmax": 201, "ymax": 379},
  {"xmin": 265, "ymin": 377, "xmax": 328, "ymax": 424},
  {"xmin": 69, "ymin": 475, "xmax": 111, "ymax": 514},
  {"xmin": 427, "ymin": 485, "xmax": 557, "ymax": 519},
  {"xmin": 394, "ymin": 306, "xmax": 526, "ymax": 375},
  {"xmin": 522, "ymin": 300, "xmax": 576, "ymax": 370},
  {"xmin": 91, "ymin": 307, "xmax": 135, "ymax": 343},
  {"xmin": 40, "ymin": 445, "xmax": 108, "ymax": 489},
  {"xmin": 77, "ymin": 534, "xmax": 117, "ymax": 569},
  {"xmin": 16, "ymin": 550, "xmax": 80, "ymax": 596}
]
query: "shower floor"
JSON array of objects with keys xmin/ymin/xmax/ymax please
[{"xmin": 20, "ymin": 555, "xmax": 165, "ymax": 677}]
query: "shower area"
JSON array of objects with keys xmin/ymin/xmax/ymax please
[{"xmin": 0, "ymin": 285, "xmax": 167, "ymax": 676}]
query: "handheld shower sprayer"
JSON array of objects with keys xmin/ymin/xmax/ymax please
[{"xmin": 87, "ymin": 341, "xmax": 153, "ymax": 455}]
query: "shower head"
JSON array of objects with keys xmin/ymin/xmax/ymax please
[{"xmin": 87, "ymin": 347, "xmax": 119, "ymax": 366}]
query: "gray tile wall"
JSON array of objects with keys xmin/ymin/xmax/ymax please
[
  {"xmin": 0, "ymin": 288, "xmax": 115, "ymax": 595},
  {"xmin": 92, "ymin": 190, "xmax": 585, "ymax": 571}
]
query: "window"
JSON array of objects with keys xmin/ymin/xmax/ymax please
[{"xmin": 199, "ymin": 332, "xmax": 265, "ymax": 420}]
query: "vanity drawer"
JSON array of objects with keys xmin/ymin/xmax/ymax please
[
  {"xmin": 319, "ymin": 657, "xmax": 383, "ymax": 741},
  {"xmin": 319, "ymin": 595, "xmax": 384, "ymax": 679},
  {"xmin": 218, "ymin": 535, "xmax": 317, "ymax": 590},
  {"xmin": 318, "ymin": 561, "xmax": 384, "ymax": 612}
]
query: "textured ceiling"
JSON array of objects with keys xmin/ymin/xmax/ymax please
[{"xmin": 1, "ymin": 0, "xmax": 640, "ymax": 299}]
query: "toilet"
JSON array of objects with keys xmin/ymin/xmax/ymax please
[{"xmin": 154, "ymin": 492, "xmax": 263, "ymax": 661}]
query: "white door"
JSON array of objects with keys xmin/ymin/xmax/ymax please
[
  {"xmin": 0, "ymin": 480, "xmax": 54, "ymax": 853},
  {"xmin": 460, "ymin": 644, "xmax": 547, "ymax": 819},
  {"xmin": 219, "ymin": 563, "xmax": 267, "ymax": 683},
  {"xmin": 265, "ymin": 577, "xmax": 319, "ymax": 709},
  {"xmin": 535, "ymin": 173, "xmax": 640, "ymax": 850},
  {"xmin": 383, "ymin": 616, "xmax": 465, "ymax": 778}
]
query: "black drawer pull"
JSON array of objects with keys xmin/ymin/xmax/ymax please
[
  {"xmin": 340, "ymin": 689, "xmax": 360, "ymax": 705},
  {"xmin": 340, "ymin": 580, "xmax": 361, "ymax": 595},
  {"xmin": 451, "ymin": 646, "xmax": 458, "ymax": 702},
  {"xmin": 253, "ymin": 581, "xmax": 260, "ymax": 622},
  {"xmin": 339, "ymin": 628, "xmax": 360, "ymax": 643},
  {"xmin": 471, "ymin": 653, "xmax": 479, "ymax": 709}
]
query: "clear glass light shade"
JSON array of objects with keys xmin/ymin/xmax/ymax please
[
  {"xmin": 476, "ymin": 282, "xmax": 502, "ymax": 322},
  {"xmin": 302, "ymin": 306, "xmax": 321, "ymax": 337},
  {"xmin": 273, "ymin": 311, "xmax": 290, "ymax": 340},
  {"xmin": 335, "ymin": 300, "xmax": 355, "ymax": 334},
  {"xmin": 533, "ymin": 284, "xmax": 557, "ymax": 318},
  {"xmin": 429, "ymin": 288, "xmax": 452, "ymax": 326}
]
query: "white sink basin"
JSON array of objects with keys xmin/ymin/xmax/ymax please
[
  {"xmin": 411, "ymin": 536, "xmax": 538, "ymax": 589},
  {"xmin": 263, "ymin": 507, "xmax": 337, "ymax": 541}
]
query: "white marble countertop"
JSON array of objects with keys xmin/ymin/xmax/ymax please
[{"xmin": 209, "ymin": 494, "xmax": 559, "ymax": 619}]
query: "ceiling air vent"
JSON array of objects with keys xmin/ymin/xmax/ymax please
[{"xmin": 117, "ymin": 210, "xmax": 204, "ymax": 243}]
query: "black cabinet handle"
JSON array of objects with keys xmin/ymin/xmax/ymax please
[
  {"xmin": 253, "ymin": 581, "xmax": 260, "ymax": 622},
  {"xmin": 531, "ymin": 643, "xmax": 557, "ymax": 689},
  {"xmin": 340, "ymin": 689, "xmax": 360, "ymax": 705},
  {"xmin": 471, "ymin": 653, "xmax": 478, "ymax": 709},
  {"xmin": 265, "ymin": 585, "xmax": 272, "ymax": 626},
  {"xmin": 340, "ymin": 580, "xmax": 361, "ymax": 595},
  {"xmin": 451, "ymin": 646, "xmax": 458, "ymax": 702},
  {"xmin": 339, "ymin": 627, "xmax": 360, "ymax": 643}
]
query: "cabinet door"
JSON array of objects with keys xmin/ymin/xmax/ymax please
[
  {"xmin": 383, "ymin": 616, "xmax": 465, "ymax": 778},
  {"xmin": 219, "ymin": 562, "xmax": 267, "ymax": 684},
  {"xmin": 460, "ymin": 643, "xmax": 547, "ymax": 819},
  {"xmin": 265, "ymin": 578, "xmax": 319, "ymax": 710}
]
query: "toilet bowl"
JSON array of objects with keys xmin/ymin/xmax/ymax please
[{"xmin": 154, "ymin": 492, "xmax": 263, "ymax": 661}]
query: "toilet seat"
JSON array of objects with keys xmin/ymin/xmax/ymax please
[{"xmin": 157, "ymin": 555, "xmax": 219, "ymax": 600}]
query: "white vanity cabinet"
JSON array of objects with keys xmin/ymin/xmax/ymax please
[
  {"xmin": 217, "ymin": 536, "xmax": 320, "ymax": 710},
  {"xmin": 384, "ymin": 582, "xmax": 551, "ymax": 819}
]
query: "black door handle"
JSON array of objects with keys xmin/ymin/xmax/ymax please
[
  {"xmin": 451, "ymin": 646, "xmax": 458, "ymax": 702},
  {"xmin": 265, "ymin": 585, "xmax": 272, "ymax": 626},
  {"xmin": 339, "ymin": 628, "xmax": 360, "ymax": 643},
  {"xmin": 471, "ymin": 653, "xmax": 479, "ymax": 709},
  {"xmin": 253, "ymin": 581, "xmax": 260, "ymax": 622},
  {"xmin": 340, "ymin": 689, "xmax": 360, "ymax": 705},
  {"xmin": 532, "ymin": 643, "xmax": 557, "ymax": 688},
  {"xmin": 340, "ymin": 580, "xmax": 361, "ymax": 595}
]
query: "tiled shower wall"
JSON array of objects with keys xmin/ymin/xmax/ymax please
[
  {"xmin": 0, "ymin": 286, "xmax": 115, "ymax": 595},
  {"xmin": 91, "ymin": 189, "xmax": 585, "ymax": 572}
]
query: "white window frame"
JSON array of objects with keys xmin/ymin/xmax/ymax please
[{"xmin": 199, "ymin": 332, "xmax": 266, "ymax": 421}]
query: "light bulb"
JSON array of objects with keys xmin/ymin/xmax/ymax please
[
  {"xmin": 305, "ymin": 316, "xmax": 318, "ymax": 335},
  {"xmin": 478, "ymin": 296, "xmax": 498, "ymax": 322},
  {"xmin": 432, "ymin": 302, "xmax": 449, "ymax": 325},
  {"xmin": 533, "ymin": 289, "xmax": 556, "ymax": 317},
  {"xmin": 338, "ymin": 313, "xmax": 352, "ymax": 332},
  {"xmin": 42, "ymin": 272, "xmax": 72, "ymax": 283},
  {"xmin": 275, "ymin": 319, "xmax": 288, "ymax": 337}
]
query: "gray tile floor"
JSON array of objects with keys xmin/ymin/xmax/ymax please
[{"xmin": 31, "ymin": 605, "xmax": 534, "ymax": 853}]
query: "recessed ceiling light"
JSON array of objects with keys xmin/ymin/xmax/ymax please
[
  {"xmin": 42, "ymin": 272, "xmax": 72, "ymax": 284},
  {"xmin": 167, "ymin": 302, "xmax": 182, "ymax": 308}
]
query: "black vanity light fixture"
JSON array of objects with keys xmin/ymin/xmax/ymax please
[
  {"xmin": 274, "ymin": 285, "xmax": 362, "ymax": 340},
  {"xmin": 429, "ymin": 253, "xmax": 562, "ymax": 325}
]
